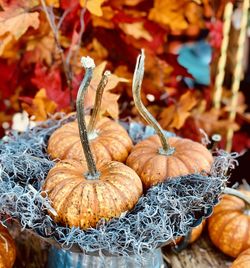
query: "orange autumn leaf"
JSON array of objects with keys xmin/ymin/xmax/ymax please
[
  {"xmin": 149, "ymin": 0, "xmax": 189, "ymax": 30},
  {"xmin": 80, "ymin": 0, "xmax": 105, "ymax": 17},
  {"xmin": 92, "ymin": 6, "xmax": 115, "ymax": 29},
  {"xmin": 149, "ymin": 0, "xmax": 203, "ymax": 31},
  {"xmin": 84, "ymin": 62, "xmax": 129, "ymax": 119},
  {"xmin": 21, "ymin": 89, "xmax": 57, "ymax": 121},
  {"xmin": 159, "ymin": 91, "xmax": 198, "ymax": 129},
  {"xmin": 119, "ymin": 22, "xmax": 152, "ymax": 41},
  {"xmin": 190, "ymin": 108, "xmax": 239, "ymax": 136},
  {"xmin": 0, "ymin": 8, "xmax": 40, "ymax": 57},
  {"xmin": 45, "ymin": 0, "xmax": 60, "ymax": 7}
]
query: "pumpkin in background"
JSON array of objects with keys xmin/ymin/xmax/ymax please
[
  {"xmin": 48, "ymin": 116, "xmax": 132, "ymax": 164},
  {"xmin": 174, "ymin": 220, "xmax": 206, "ymax": 248},
  {"xmin": 48, "ymin": 70, "xmax": 132, "ymax": 164},
  {"xmin": 189, "ymin": 220, "xmax": 206, "ymax": 244},
  {"xmin": 126, "ymin": 50, "xmax": 213, "ymax": 189},
  {"xmin": 208, "ymin": 189, "xmax": 250, "ymax": 258},
  {"xmin": 0, "ymin": 224, "xmax": 16, "ymax": 268},
  {"xmin": 43, "ymin": 58, "xmax": 143, "ymax": 229},
  {"xmin": 231, "ymin": 248, "xmax": 250, "ymax": 268}
]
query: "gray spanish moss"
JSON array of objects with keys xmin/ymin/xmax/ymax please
[{"xmin": 0, "ymin": 115, "xmax": 238, "ymax": 258}]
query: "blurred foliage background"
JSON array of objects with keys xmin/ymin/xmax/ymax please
[{"xmin": 0, "ymin": 0, "xmax": 250, "ymax": 182}]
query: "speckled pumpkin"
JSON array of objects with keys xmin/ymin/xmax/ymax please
[
  {"xmin": 126, "ymin": 135, "xmax": 213, "ymax": 189},
  {"xmin": 44, "ymin": 57, "xmax": 143, "ymax": 229},
  {"xmin": 0, "ymin": 225, "xmax": 16, "ymax": 268},
  {"xmin": 43, "ymin": 159, "xmax": 143, "ymax": 229},
  {"xmin": 47, "ymin": 116, "xmax": 133, "ymax": 164},
  {"xmin": 231, "ymin": 248, "xmax": 250, "ymax": 268},
  {"xmin": 208, "ymin": 191, "xmax": 250, "ymax": 258}
]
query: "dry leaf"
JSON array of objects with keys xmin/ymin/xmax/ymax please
[
  {"xmin": 25, "ymin": 30, "xmax": 55, "ymax": 65},
  {"xmin": 45, "ymin": 0, "xmax": 60, "ymax": 7},
  {"xmin": 159, "ymin": 91, "xmax": 198, "ymax": 129},
  {"xmin": 80, "ymin": 0, "xmax": 105, "ymax": 17},
  {"xmin": 149, "ymin": 0, "xmax": 203, "ymax": 31},
  {"xmin": 92, "ymin": 6, "xmax": 115, "ymax": 29},
  {"xmin": 21, "ymin": 88, "xmax": 57, "ymax": 121},
  {"xmin": 190, "ymin": 108, "xmax": 239, "ymax": 136},
  {"xmin": 119, "ymin": 22, "xmax": 152, "ymax": 41},
  {"xmin": 0, "ymin": 8, "xmax": 40, "ymax": 56},
  {"xmin": 85, "ymin": 62, "xmax": 128, "ymax": 119},
  {"xmin": 149, "ymin": 0, "xmax": 189, "ymax": 30}
]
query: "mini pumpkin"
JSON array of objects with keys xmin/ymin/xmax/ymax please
[
  {"xmin": 208, "ymin": 188, "xmax": 250, "ymax": 258},
  {"xmin": 43, "ymin": 58, "xmax": 143, "ymax": 229},
  {"xmin": 47, "ymin": 70, "xmax": 132, "ymax": 164},
  {"xmin": 126, "ymin": 50, "xmax": 213, "ymax": 189},
  {"xmin": 0, "ymin": 224, "xmax": 16, "ymax": 268},
  {"xmin": 173, "ymin": 220, "xmax": 206, "ymax": 249},
  {"xmin": 231, "ymin": 248, "xmax": 250, "ymax": 268},
  {"xmin": 189, "ymin": 220, "xmax": 206, "ymax": 244}
]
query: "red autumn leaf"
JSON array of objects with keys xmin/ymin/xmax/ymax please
[{"xmin": 31, "ymin": 64, "xmax": 75, "ymax": 110}]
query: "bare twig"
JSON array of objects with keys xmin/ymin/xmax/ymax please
[{"xmin": 40, "ymin": 0, "xmax": 75, "ymax": 109}]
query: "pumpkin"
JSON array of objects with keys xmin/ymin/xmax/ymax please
[
  {"xmin": 47, "ymin": 70, "xmax": 132, "ymax": 164},
  {"xmin": 0, "ymin": 225, "xmax": 16, "ymax": 268},
  {"xmin": 126, "ymin": 50, "xmax": 213, "ymax": 189},
  {"xmin": 173, "ymin": 220, "xmax": 206, "ymax": 249},
  {"xmin": 43, "ymin": 57, "xmax": 143, "ymax": 229},
  {"xmin": 231, "ymin": 248, "xmax": 250, "ymax": 268},
  {"xmin": 208, "ymin": 188, "xmax": 250, "ymax": 258},
  {"xmin": 189, "ymin": 220, "xmax": 206, "ymax": 244}
]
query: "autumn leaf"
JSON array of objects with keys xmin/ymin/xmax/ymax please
[
  {"xmin": 149, "ymin": 0, "xmax": 189, "ymax": 31},
  {"xmin": 0, "ymin": 8, "xmax": 40, "ymax": 57},
  {"xmin": 159, "ymin": 91, "xmax": 198, "ymax": 129},
  {"xmin": 31, "ymin": 64, "xmax": 73, "ymax": 110},
  {"xmin": 119, "ymin": 22, "xmax": 152, "ymax": 41},
  {"xmin": 189, "ymin": 108, "xmax": 239, "ymax": 137},
  {"xmin": 21, "ymin": 89, "xmax": 57, "ymax": 121},
  {"xmin": 92, "ymin": 6, "xmax": 115, "ymax": 29},
  {"xmin": 45, "ymin": 0, "xmax": 60, "ymax": 7},
  {"xmin": 85, "ymin": 61, "xmax": 129, "ymax": 119},
  {"xmin": 80, "ymin": 0, "xmax": 105, "ymax": 17}
]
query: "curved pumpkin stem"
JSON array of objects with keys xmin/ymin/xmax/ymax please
[
  {"xmin": 88, "ymin": 70, "xmax": 110, "ymax": 133},
  {"xmin": 223, "ymin": 187, "xmax": 250, "ymax": 207},
  {"xmin": 132, "ymin": 50, "xmax": 174, "ymax": 155},
  {"xmin": 77, "ymin": 57, "xmax": 99, "ymax": 179}
]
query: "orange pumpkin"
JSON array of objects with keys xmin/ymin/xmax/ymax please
[
  {"xmin": 48, "ymin": 116, "xmax": 132, "ymax": 164},
  {"xmin": 174, "ymin": 220, "xmax": 206, "ymax": 247},
  {"xmin": 47, "ymin": 70, "xmax": 132, "ymax": 164},
  {"xmin": 0, "ymin": 225, "xmax": 16, "ymax": 268},
  {"xmin": 231, "ymin": 248, "xmax": 250, "ymax": 268},
  {"xmin": 208, "ymin": 189, "xmax": 250, "ymax": 258},
  {"xmin": 43, "ymin": 58, "xmax": 143, "ymax": 229},
  {"xmin": 189, "ymin": 220, "xmax": 206, "ymax": 244},
  {"xmin": 126, "ymin": 50, "xmax": 213, "ymax": 189},
  {"xmin": 43, "ymin": 159, "xmax": 142, "ymax": 229}
]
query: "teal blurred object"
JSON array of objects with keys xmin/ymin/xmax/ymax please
[
  {"xmin": 177, "ymin": 41, "xmax": 212, "ymax": 86},
  {"xmin": 47, "ymin": 246, "xmax": 165, "ymax": 268}
]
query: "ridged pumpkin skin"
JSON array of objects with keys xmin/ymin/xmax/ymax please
[
  {"xmin": 0, "ymin": 225, "xmax": 16, "ymax": 268},
  {"xmin": 43, "ymin": 159, "xmax": 143, "ymax": 229},
  {"xmin": 47, "ymin": 116, "xmax": 133, "ymax": 164},
  {"xmin": 208, "ymin": 191, "xmax": 250, "ymax": 258},
  {"xmin": 231, "ymin": 248, "xmax": 250, "ymax": 268},
  {"xmin": 126, "ymin": 135, "xmax": 213, "ymax": 189}
]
